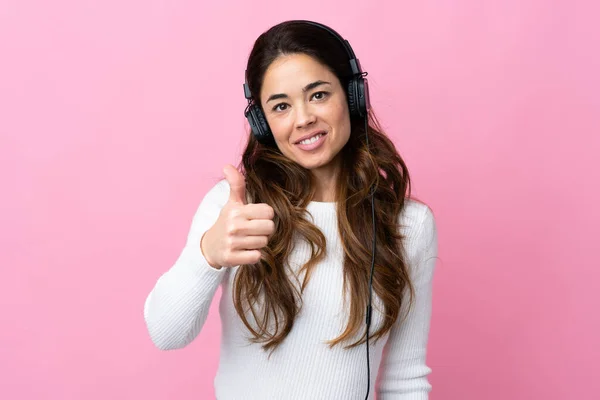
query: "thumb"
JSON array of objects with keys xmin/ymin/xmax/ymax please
[{"xmin": 223, "ymin": 164, "xmax": 247, "ymax": 205}]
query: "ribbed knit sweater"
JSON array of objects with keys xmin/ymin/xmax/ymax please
[{"xmin": 144, "ymin": 179, "xmax": 438, "ymax": 400}]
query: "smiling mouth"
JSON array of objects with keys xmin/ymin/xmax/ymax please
[{"xmin": 295, "ymin": 131, "xmax": 327, "ymax": 145}]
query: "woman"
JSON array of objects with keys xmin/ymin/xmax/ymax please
[{"xmin": 144, "ymin": 20, "xmax": 438, "ymax": 400}]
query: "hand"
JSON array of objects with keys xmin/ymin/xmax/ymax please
[{"xmin": 200, "ymin": 164, "xmax": 275, "ymax": 269}]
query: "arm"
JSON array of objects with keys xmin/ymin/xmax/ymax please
[
  {"xmin": 143, "ymin": 179, "xmax": 229, "ymax": 350},
  {"xmin": 376, "ymin": 205, "xmax": 439, "ymax": 399}
]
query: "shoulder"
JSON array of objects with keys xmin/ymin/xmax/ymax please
[
  {"xmin": 199, "ymin": 178, "xmax": 230, "ymax": 208},
  {"xmin": 398, "ymin": 198, "xmax": 436, "ymax": 238},
  {"xmin": 398, "ymin": 198, "xmax": 438, "ymax": 265},
  {"xmin": 188, "ymin": 178, "xmax": 231, "ymax": 222}
]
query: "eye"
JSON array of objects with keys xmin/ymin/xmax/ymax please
[
  {"xmin": 272, "ymin": 103, "xmax": 289, "ymax": 112},
  {"xmin": 311, "ymin": 91, "xmax": 329, "ymax": 101}
]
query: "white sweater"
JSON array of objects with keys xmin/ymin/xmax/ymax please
[{"xmin": 144, "ymin": 179, "xmax": 438, "ymax": 400}]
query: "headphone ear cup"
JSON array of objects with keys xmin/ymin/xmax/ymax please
[
  {"xmin": 245, "ymin": 104, "xmax": 274, "ymax": 145},
  {"xmin": 347, "ymin": 79, "xmax": 358, "ymax": 117},
  {"xmin": 357, "ymin": 77, "xmax": 370, "ymax": 118},
  {"xmin": 347, "ymin": 77, "xmax": 369, "ymax": 119},
  {"xmin": 255, "ymin": 107, "xmax": 270, "ymax": 138}
]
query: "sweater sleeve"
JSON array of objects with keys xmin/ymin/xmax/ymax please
[
  {"xmin": 143, "ymin": 179, "xmax": 230, "ymax": 350},
  {"xmin": 376, "ymin": 205, "xmax": 438, "ymax": 399}
]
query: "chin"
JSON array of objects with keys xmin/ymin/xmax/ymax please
[
  {"xmin": 292, "ymin": 154, "xmax": 329, "ymax": 169},
  {"xmin": 299, "ymin": 155, "xmax": 341, "ymax": 173}
]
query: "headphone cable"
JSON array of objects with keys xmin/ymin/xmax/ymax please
[{"xmin": 364, "ymin": 115, "xmax": 376, "ymax": 400}]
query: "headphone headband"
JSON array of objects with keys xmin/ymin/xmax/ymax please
[
  {"xmin": 294, "ymin": 20, "xmax": 361, "ymax": 75},
  {"xmin": 244, "ymin": 20, "xmax": 364, "ymax": 98}
]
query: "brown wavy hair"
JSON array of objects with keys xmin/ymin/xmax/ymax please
[{"xmin": 233, "ymin": 20, "xmax": 415, "ymax": 353}]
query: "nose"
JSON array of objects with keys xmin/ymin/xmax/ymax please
[{"xmin": 295, "ymin": 104, "xmax": 317, "ymax": 129}]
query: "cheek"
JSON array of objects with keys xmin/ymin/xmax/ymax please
[
  {"xmin": 330, "ymin": 101, "xmax": 351, "ymax": 138},
  {"xmin": 267, "ymin": 115, "xmax": 293, "ymax": 144}
]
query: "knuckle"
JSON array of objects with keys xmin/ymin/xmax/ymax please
[
  {"xmin": 265, "ymin": 205, "xmax": 275, "ymax": 219},
  {"xmin": 226, "ymin": 222, "xmax": 238, "ymax": 236},
  {"xmin": 225, "ymin": 236, "xmax": 235, "ymax": 250},
  {"xmin": 230, "ymin": 207, "xmax": 243, "ymax": 219}
]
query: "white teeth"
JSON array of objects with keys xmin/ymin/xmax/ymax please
[{"xmin": 299, "ymin": 133, "xmax": 323, "ymax": 145}]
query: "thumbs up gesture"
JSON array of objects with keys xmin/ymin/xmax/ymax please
[{"xmin": 200, "ymin": 165, "xmax": 275, "ymax": 269}]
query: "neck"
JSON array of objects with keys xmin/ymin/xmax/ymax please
[{"xmin": 310, "ymin": 157, "xmax": 341, "ymax": 202}]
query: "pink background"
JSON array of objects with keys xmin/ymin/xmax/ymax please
[{"xmin": 1, "ymin": 0, "xmax": 598, "ymax": 399}]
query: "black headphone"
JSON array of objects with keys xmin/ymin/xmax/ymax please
[{"xmin": 242, "ymin": 20, "xmax": 371, "ymax": 145}]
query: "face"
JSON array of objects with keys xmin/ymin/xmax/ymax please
[{"xmin": 259, "ymin": 53, "xmax": 351, "ymax": 178}]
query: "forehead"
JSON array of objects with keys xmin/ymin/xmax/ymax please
[{"xmin": 260, "ymin": 53, "xmax": 338, "ymax": 97}]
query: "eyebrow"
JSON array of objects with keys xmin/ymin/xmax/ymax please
[{"xmin": 265, "ymin": 80, "xmax": 332, "ymax": 103}]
